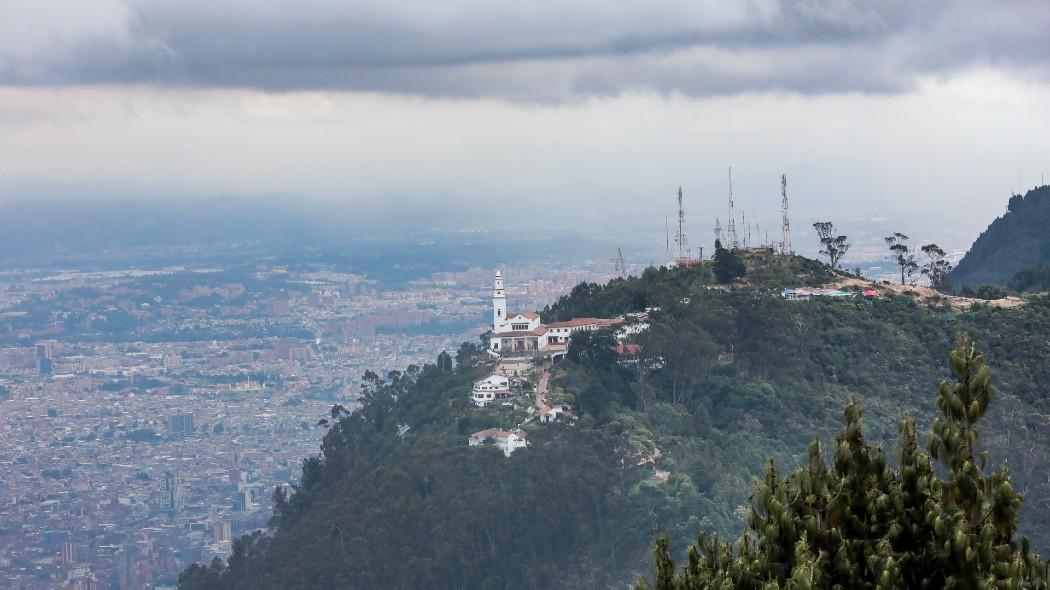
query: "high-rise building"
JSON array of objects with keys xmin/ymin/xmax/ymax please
[
  {"xmin": 167, "ymin": 412, "xmax": 195, "ymax": 435},
  {"xmin": 212, "ymin": 521, "xmax": 232, "ymax": 544},
  {"xmin": 35, "ymin": 342, "xmax": 53, "ymax": 376},
  {"xmin": 163, "ymin": 471, "xmax": 183, "ymax": 513},
  {"xmin": 60, "ymin": 541, "xmax": 78, "ymax": 565},
  {"xmin": 234, "ymin": 487, "xmax": 254, "ymax": 512},
  {"xmin": 42, "ymin": 530, "xmax": 68, "ymax": 549}
]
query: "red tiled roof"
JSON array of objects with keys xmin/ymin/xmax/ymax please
[
  {"xmin": 612, "ymin": 343, "xmax": 641, "ymax": 355},
  {"xmin": 471, "ymin": 428, "xmax": 509, "ymax": 440},
  {"xmin": 547, "ymin": 317, "xmax": 624, "ymax": 329}
]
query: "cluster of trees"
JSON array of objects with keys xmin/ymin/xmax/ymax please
[
  {"xmin": 713, "ymin": 240, "xmax": 747, "ymax": 284},
  {"xmin": 810, "ymin": 221, "xmax": 955, "ymax": 290},
  {"xmin": 1010, "ymin": 263, "xmax": 1050, "ymax": 293},
  {"xmin": 637, "ymin": 341, "xmax": 1047, "ymax": 588},
  {"xmin": 883, "ymin": 232, "xmax": 954, "ymax": 289},
  {"xmin": 547, "ymin": 275, "xmax": 1050, "ymax": 558},
  {"xmin": 810, "ymin": 221, "xmax": 956, "ymax": 291}
]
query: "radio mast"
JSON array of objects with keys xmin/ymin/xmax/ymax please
[
  {"xmin": 613, "ymin": 247, "xmax": 627, "ymax": 276},
  {"xmin": 674, "ymin": 186, "xmax": 689, "ymax": 264},
  {"xmin": 665, "ymin": 216, "xmax": 670, "ymax": 255},
  {"xmin": 780, "ymin": 174, "xmax": 793, "ymax": 255},
  {"xmin": 726, "ymin": 167, "xmax": 739, "ymax": 250}
]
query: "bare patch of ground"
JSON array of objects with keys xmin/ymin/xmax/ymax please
[{"xmin": 828, "ymin": 277, "xmax": 1024, "ymax": 310}]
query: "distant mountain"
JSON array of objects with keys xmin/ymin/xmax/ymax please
[{"xmin": 951, "ymin": 185, "xmax": 1050, "ymax": 287}]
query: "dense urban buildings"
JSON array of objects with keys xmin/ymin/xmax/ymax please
[{"xmin": 0, "ymin": 260, "xmax": 616, "ymax": 589}]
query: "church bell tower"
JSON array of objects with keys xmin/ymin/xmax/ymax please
[{"xmin": 493, "ymin": 270, "xmax": 507, "ymax": 331}]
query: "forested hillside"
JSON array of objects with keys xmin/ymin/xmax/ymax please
[
  {"xmin": 952, "ymin": 185, "xmax": 1050, "ymax": 288},
  {"xmin": 181, "ymin": 259, "xmax": 1050, "ymax": 590}
]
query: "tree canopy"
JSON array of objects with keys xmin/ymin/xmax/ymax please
[
  {"xmin": 637, "ymin": 339, "xmax": 1047, "ymax": 589},
  {"xmin": 713, "ymin": 241, "xmax": 747, "ymax": 284}
]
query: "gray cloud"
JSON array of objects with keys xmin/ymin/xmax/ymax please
[{"xmin": 0, "ymin": 0, "xmax": 1048, "ymax": 99}]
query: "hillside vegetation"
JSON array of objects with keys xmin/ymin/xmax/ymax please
[
  {"xmin": 638, "ymin": 342, "xmax": 1048, "ymax": 589},
  {"xmin": 952, "ymin": 185, "xmax": 1050, "ymax": 288},
  {"xmin": 181, "ymin": 258, "xmax": 1050, "ymax": 590}
]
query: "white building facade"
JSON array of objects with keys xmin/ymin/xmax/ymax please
[
  {"xmin": 471, "ymin": 374, "xmax": 514, "ymax": 407},
  {"xmin": 488, "ymin": 271, "xmax": 621, "ymax": 356}
]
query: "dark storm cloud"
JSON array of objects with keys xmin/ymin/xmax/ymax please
[{"xmin": 1, "ymin": 0, "xmax": 1048, "ymax": 99}]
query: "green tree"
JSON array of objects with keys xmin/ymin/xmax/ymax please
[
  {"xmin": 886, "ymin": 232, "xmax": 919, "ymax": 285},
  {"xmin": 713, "ymin": 240, "xmax": 746, "ymax": 284},
  {"xmin": 637, "ymin": 339, "xmax": 1048, "ymax": 589},
  {"xmin": 436, "ymin": 350, "xmax": 453, "ymax": 372},
  {"xmin": 813, "ymin": 222, "xmax": 850, "ymax": 269},
  {"xmin": 921, "ymin": 243, "xmax": 953, "ymax": 291},
  {"xmin": 566, "ymin": 328, "xmax": 618, "ymax": 368}
]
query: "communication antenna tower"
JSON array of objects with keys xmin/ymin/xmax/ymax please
[
  {"xmin": 613, "ymin": 247, "xmax": 627, "ymax": 277},
  {"xmin": 714, "ymin": 218, "xmax": 723, "ymax": 245},
  {"xmin": 780, "ymin": 174, "xmax": 793, "ymax": 255},
  {"xmin": 726, "ymin": 167, "xmax": 739, "ymax": 250},
  {"xmin": 664, "ymin": 216, "xmax": 670, "ymax": 255},
  {"xmin": 674, "ymin": 186, "xmax": 688, "ymax": 263}
]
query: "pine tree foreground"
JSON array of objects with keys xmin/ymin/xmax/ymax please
[{"xmin": 637, "ymin": 339, "xmax": 1048, "ymax": 589}]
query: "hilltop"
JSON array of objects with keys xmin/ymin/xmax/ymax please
[
  {"xmin": 179, "ymin": 256, "xmax": 1050, "ymax": 590},
  {"xmin": 952, "ymin": 185, "xmax": 1050, "ymax": 288}
]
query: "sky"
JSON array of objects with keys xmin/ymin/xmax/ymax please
[{"xmin": 1, "ymin": 0, "xmax": 1049, "ymax": 256}]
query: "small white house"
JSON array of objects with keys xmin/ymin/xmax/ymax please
[
  {"xmin": 539, "ymin": 404, "xmax": 576, "ymax": 424},
  {"xmin": 469, "ymin": 428, "xmax": 528, "ymax": 456},
  {"xmin": 471, "ymin": 374, "xmax": 514, "ymax": 407}
]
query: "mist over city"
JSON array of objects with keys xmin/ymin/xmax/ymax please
[{"xmin": 2, "ymin": 2, "xmax": 1050, "ymax": 589}]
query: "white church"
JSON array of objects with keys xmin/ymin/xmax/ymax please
[{"xmin": 489, "ymin": 270, "xmax": 622, "ymax": 357}]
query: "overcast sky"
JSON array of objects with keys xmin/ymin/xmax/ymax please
[{"xmin": 1, "ymin": 0, "xmax": 1049, "ymax": 253}]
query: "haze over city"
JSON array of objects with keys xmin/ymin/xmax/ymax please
[{"xmin": 4, "ymin": 3, "xmax": 1050, "ymax": 590}]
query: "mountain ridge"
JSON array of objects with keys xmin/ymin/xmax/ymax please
[
  {"xmin": 179, "ymin": 256, "xmax": 1050, "ymax": 590},
  {"xmin": 952, "ymin": 185, "xmax": 1050, "ymax": 288}
]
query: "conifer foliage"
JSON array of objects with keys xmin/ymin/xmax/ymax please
[
  {"xmin": 713, "ymin": 240, "xmax": 746, "ymax": 284},
  {"xmin": 637, "ymin": 339, "xmax": 1048, "ymax": 589}
]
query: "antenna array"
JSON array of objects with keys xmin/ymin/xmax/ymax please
[
  {"xmin": 726, "ymin": 167, "xmax": 739, "ymax": 250},
  {"xmin": 674, "ymin": 186, "xmax": 689, "ymax": 262},
  {"xmin": 780, "ymin": 174, "xmax": 793, "ymax": 255}
]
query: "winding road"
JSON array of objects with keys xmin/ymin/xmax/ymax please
[{"xmin": 535, "ymin": 369, "xmax": 551, "ymax": 415}]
